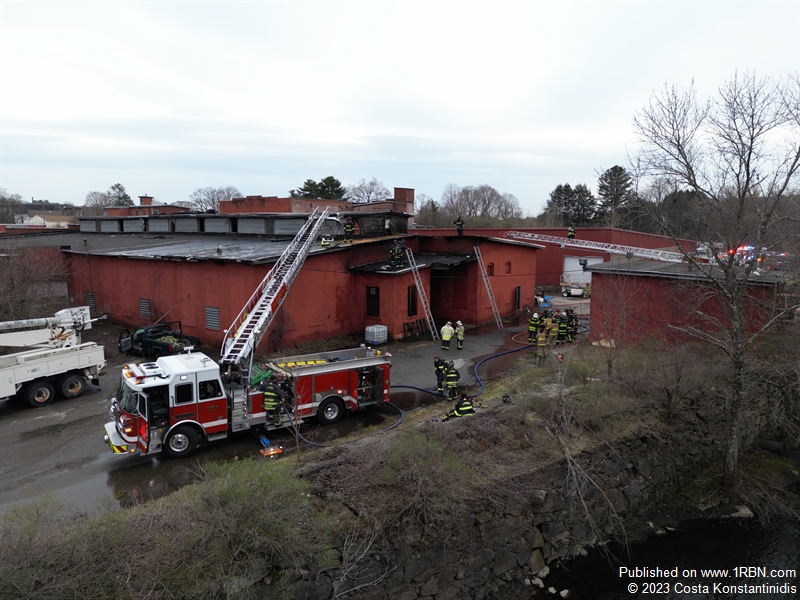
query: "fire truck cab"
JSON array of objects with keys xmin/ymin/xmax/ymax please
[{"xmin": 104, "ymin": 352, "xmax": 226, "ymax": 458}]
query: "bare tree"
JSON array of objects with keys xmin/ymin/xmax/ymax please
[
  {"xmin": 632, "ymin": 71, "xmax": 800, "ymax": 488},
  {"xmin": 188, "ymin": 186, "xmax": 242, "ymax": 213},
  {"xmin": 0, "ymin": 243, "xmax": 69, "ymax": 321},
  {"xmin": 0, "ymin": 188, "xmax": 24, "ymax": 224},
  {"xmin": 82, "ymin": 191, "xmax": 112, "ymax": 216},
  {"xmin": 346, "ymin": 178, "xmax": 390, "ymax": 204}
]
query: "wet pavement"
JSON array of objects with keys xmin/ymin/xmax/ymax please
[{"xmin": 0, "ymin": 320, "xmax": 551, "ymax": 518}]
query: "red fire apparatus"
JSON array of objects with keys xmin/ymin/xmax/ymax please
[
  {"xmin": 103, "ymin": 347, "xmax": 390, "ymax": 458},
  {"xmin": 103, "ymin": 207, "xmax": 393, "ymax": 458}
]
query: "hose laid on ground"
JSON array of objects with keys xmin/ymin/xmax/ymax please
[{"xmin": 277, "ymin": 400, "xmax": 404, "ymax": 448}]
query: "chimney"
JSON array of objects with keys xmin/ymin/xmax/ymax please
[{"xmin": 139, "ymin": 195, "xmax": 153, "ymax": 206}]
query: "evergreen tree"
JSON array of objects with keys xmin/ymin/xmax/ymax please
[
  {"xmin": 290, "ymin": 176, "xmax": 347, "ymax": 200},
  {"xmin": 596, "ymin": 165, "xmax": 635, "ymax": 226},
  {"xmin": 107, "ymin": 183, "xmax": 133, "ymax": 206}
]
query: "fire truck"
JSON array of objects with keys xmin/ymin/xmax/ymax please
[
  {"xmin": 1, "ymin": 306, "xmax": 106, "ymax": 407},
  {"xmin": 103, "ymin": 208, "xmax": 393, "ymax": 458}
]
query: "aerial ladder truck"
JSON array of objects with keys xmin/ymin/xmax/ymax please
[
  {"xmin": 104, "ymin": 208, "xmax": 392, "ymax": 458},
  {"xmin": 0, "ymin": 306, "xmax": 106, "ymax": 407}
]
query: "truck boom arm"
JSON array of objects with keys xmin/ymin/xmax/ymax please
[{"xmin": 0, "ymin": 307, "xmax": 104, "ymax": 349}]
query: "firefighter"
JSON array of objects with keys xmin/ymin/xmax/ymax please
[
  {"xmin": 445, "ymin": 361, "xmax": 460, "ymax": 400},
  {"xmin": 566, "ymin": 309, "xmax": 577, "ymax": 343},
  {"xmin": 262, "ymin": 375, "xmax": 283, "ymax": 426},
  {"xmin": 567, "ymin": 226, "xmax": 576, "ymax": 240},
  {"xmin": 547, "ymin": 312, "xmax": 559, "ymax": 351},
  {"xmin": 320, "ymin": 235, "xmax": 332, "ymax": 248},
  {"xmin": 452, "ymin": 215, "xmax": 465, "ymax": 236},
  {"xmin": 528, "ymin": 312, "xmax": 540, "ymax": 343},
  {"xmin": 389, "ymin": 240, "xmax": 404, "ymax": 269},
  {"xmin": 343, "ymin": 217, "xmax": 355, "ymax": 243},
  {"xmin": 441, "ymin": 321, "xmax": 455, "ymax": 350},
  {"xmin": 434, "ymin": 356, "xmax": 446, "ymax": 394},
  {"xmin": 557, "ymin": 312, "xmax": 568, "ymax": 345},
  {"xmin": 442, "ymin": 392, "xmax": 474, "ymax": 421},
  {"xmin": 455, "ymin": 321, "xmax": 465, "ymax": 350},
  {"xmin": 536, "ymin": 325, "xmax": 548, "ymax": 367}
]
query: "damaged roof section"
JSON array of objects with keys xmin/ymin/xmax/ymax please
[{"xmin": 350, "ymin": 252, "xmax": 474, "ymax": 274}]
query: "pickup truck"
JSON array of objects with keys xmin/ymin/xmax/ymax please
[{"xmin": 118, "ymin": 322, "xmax": 201, "ymax": 359}]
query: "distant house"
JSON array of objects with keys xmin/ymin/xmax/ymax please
[
  {"xmin": 26, "ymin": 214, "xmax": 78, "ymax": 229},
  {"xmin": 102, "ymin": 195, "xmax": 189, "ymax": 217}
]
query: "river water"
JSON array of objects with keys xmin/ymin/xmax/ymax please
[{"xmin": 546, "ymin": 518, "xmax": 800, "ymax": 599}]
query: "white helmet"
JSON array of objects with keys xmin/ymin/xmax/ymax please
[
  {"xmin": 456, "ymin": 321, "xmax": 462, "ymax": 326},
  {"xmin": 446, "ymin": 321, "xmax": 452, "ymax": 325},
  {"xmin": 533, "ymin": 313, "xmax": 538, "ymax": 318}
]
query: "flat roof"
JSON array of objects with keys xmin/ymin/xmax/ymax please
[{"xmin": 586, "ymin": 258, "xmax": 789, "ymax": 285}]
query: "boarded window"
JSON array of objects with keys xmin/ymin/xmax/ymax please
[
  {"xmin": 86, "ymin": 291, "xmax": 96, "ymax": 310},
  {"xmin": 205, "ymin": 306, "xmax": 220, "ymax": 330},
  {"xmin": 505, "ymin": 261, "xmax": 511, "ymax": 274},
  {"xmin": 139, "ymin": 298, "xmax": 151, "ymax": 319},
  {"xmin": 514, "ymin": 286, "xmax": 521, "ymax": 310},
  {"xmin": 407, "ymin": 286, "xmax": 418, "ymax": 317},
  {"xmin": 366, "ymin": 286, "xmax": 380, "ymax": 317},
  {"xmin": 487, "ymin": 263, "xmax": 495, "ymax": 276}
]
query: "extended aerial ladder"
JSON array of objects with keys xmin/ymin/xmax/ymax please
[
  {"xmin": 404, "ymin": 248, "xmax": 439, "ymax": 340},
  {"xmin": 220, "ymin": 207, "xmax": 330, "ymax": 383},
  {"xmin": 502, "ymin": 231, "xmax": 686, "ymax": 263}
]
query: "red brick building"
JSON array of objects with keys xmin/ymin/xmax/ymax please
[
  {"xmin": 586, "ymin": 259, "xmax": 785, "ymax": 346},
  {"xmin": 414, "ymin": 226, "xmax": 695, "ymax": 287},
  {"xmin": 65, "ymin": 232, "xmax": 538, "ymax": 350},
  {"xmin": 102, "ymin": 195, "xmax": 188, "ymax": 217}
]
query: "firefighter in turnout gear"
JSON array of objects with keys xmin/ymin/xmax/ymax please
[
  {"xmin": 567, "ymin": 226, "xmax": 576, "ymax": 240},
  {"xmin": 441, "ymin": 321, "xmax": 455, "ymax": 350},
  {"xmin": 445, "ymin": 361, "xmax": 460, "ymax": 399},
  {"xmin": 536, "ymin": 326, "xmax": 548, "ymax": 367},
  {"xmin": 434, "ymin": 356, "xmax": 447, "ymax": 394},
  {"xmin": 547, "ymin": 312, "xmax": 559, "ymax": 351},
  {"xmin": 389, "ymin": 240, "xmax": 405, "ymax": 270},
  {"xmin": 528, "ymin": 312, "xmax": 540, "ymax": 343},
  {"xmin": 452, "ymin": 216, "xmax": 465, "ymax": 236},
  {"xmin": 442, "ymin": 392, "xmax": 475, "ymax": 421},
  {"xmin": 261, "ymin": 375, "xmax": 283, "ymax": 426},
  {"xmin": 455, "ymin": 321, "xmax": 465, "ymax": 350},
  {"xmin": 343, "ymin": 218, "xmax": 355, "ymax": 243},
  {"xmin": 557, "ymin": 313, "xmax": 568, "ymax": 345}
]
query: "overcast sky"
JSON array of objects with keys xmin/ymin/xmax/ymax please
[{"xmin": 1, "ymin": 1, "xmax": 798, "ymax": 215}]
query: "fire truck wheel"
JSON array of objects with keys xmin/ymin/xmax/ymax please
[
  {"xmin": 24, "ymin": 381, "xmax": 56, "ymax": 408},
  {"xmin": 165, "ymin": 426, "xmax": 199, "ymax": 459},
  {"xmin": 317, "ymin": 397, "xmax": 345, "ymax": 425},
  {"xmin": 58, "ymin": 374, "xmax": 86, "ymax": 399}
]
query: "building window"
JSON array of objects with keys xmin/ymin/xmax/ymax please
[
  {"xmin": 514, "ymin": 286, "xmax": 521, "ymax": 310},
  {"xmin": 487, "ymin": 263, "xmax": 494, "ymax": 276},
  {"xmin": 135, "ymin": 210, "xmax": 139, "ymax": 216},
  {"xmin": 139, "ymin": 298, "xmax": 151, "ymax": 319},
  {"xmin": 505, "ymin": 261, "xmax": 511, "ymax": 274},
  {"xmin": 205, "ymin": 306, "xmax": 221, "ymax": 330},
  {"xmin": 366, "ymin": 286, "xmax": 380, "ymax": 317},
  {"xmin": 407, "ymin": 286, "xmax": 418, "ymax": 317},
  {"xmin": 85, "ymin": 291, "xmax": 96, "ymax": 310}
]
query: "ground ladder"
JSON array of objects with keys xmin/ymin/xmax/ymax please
[
  {"xmin": 474, "ymin": 246, "xmax": 503, "ymax": 330},
  {"xmin": 220, "ymin": 207, "xmax": 330, "ymax": 381},
  {"xmin": 502, "ymin": 231, "xmax": 686, "ymax": 262},
  {"xmin": 405, "ymin": 248, "xmax": 439, "ymax": 341}
]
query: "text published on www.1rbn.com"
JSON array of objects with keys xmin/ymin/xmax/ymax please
[{"xmin": 619, "ymin": 565, "xmax": 797, "ymax": 596}]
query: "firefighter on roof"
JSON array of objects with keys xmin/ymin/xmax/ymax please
[
  {"xmin": 343, "ymin": 218, "xmax": 355, "ymax": 243},
  {"xmin": 567, "ymin": 226, "xmax": 576, "ymax": 239},
  {"xmin": 452, "ymin": 216, "xmax": 465, "ymax": 236}
]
